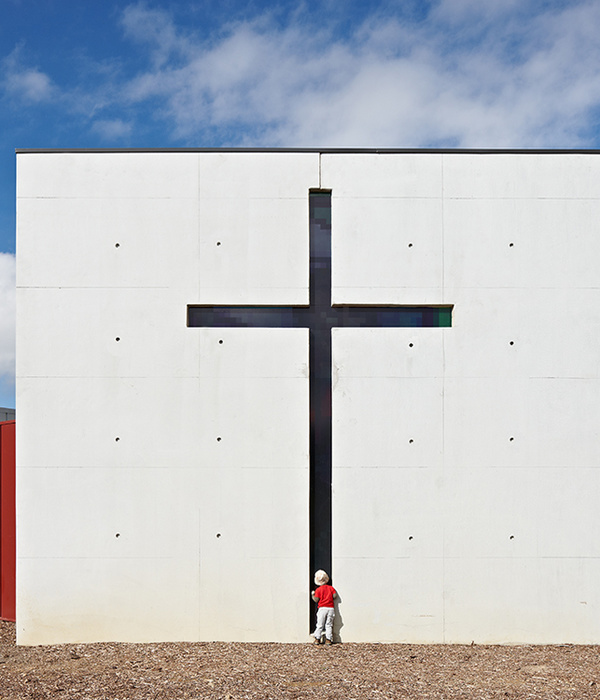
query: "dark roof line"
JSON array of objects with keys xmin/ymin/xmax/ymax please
[{"xmin": 15, "ymin": 147, "xmax": 600, "ymax": 155}]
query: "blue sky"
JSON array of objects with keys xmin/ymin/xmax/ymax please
[{"xmin": 2, "ymin": 0, "xmax": 600, "ymax": 408}]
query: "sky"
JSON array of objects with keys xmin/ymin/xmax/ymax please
[{"xmin": 2, "ymin": 0, "xmax": 600, "ymax": 408}]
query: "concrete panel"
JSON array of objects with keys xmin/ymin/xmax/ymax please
[
  {"xmin": 196, "ymin": 152, "xmax": 318, "ymax": 304},
  {"xmin": 334, "ymin": 464, "xmax": 600, "ymax": 643},
  {"xmin": 333, "ymin": 558, "xmax": 445, "ymax": 643},
  {"xmin": 333, "ymin": 327, "xmax": 445, "ymax": 378},
  {"xmin": 17, "ymin": 287, "xmax": 197, "ymax": 379},
  {"xmin": 331, "ymin": 197, "xmax": 443, "ymax": 305},
  {"xmin": 17, "ymin": 557, "xmax": 201, "ymax": 644},
  {"xmin": 198, "ymin": 151, "xmax": 318, "ymax": 200},
  {"xmin": 197, "ymin": 553, "xmax": 307, "ymax": 642},
  {"xmin": 333, "ymin": 328, "xmax": 444, "ymax": 469},
  {"xmin": 334, "ymin": 377, "xmax": 443, "ymax": 469},
  {"xmin": 195, "ymin": 467, "xmax": 307, "ymax": 559},
  {"xmin": 17, "ymin": 152, "xmax": 199, "ymax": 200},
  {"xmin": 334, "ymin": 467, "xmax": 444, "ymax": 559},
  {"xmin": 18, "ymin": 467, "xmax": 201, "ymax": 560},
  {"xmin": 197, "ymin": 197, "xmax": 309, "ymax": 304},
  {"xmin": 18, "ymin": 465, "xmax": 306, "ymax": 559},
  {"xmin": 442, "ymin": 468, "xmax": 600, "ymax": 559},
  {"xmin": 443, "ymin": 378, "xmax": 530, "ymax": 469},
  {"xmin": 524, "ymin": 378, "xmax": 600, "ymax": 468},
  {"xmin": 444, "ymin": 377, "xmax": 600, "ymax": 470},
  {"xmin": 18, "ymin": 334, "xmax": 307, "ymax": 470},
  {"xmin": 197, "ymin": 467, "xmax": 307, "ymax": 641},
  {"xmin": 18, "ymin": 422, "xmax": 308, "ymax": 643},
  {"xmin": 323, "ymin": 153, "xmax": 444, "ymax": 305},
  {"xmin": 321, "ymin": 153, "xmax": 443, "ymax": 198},
  {"xmin": 444, "ymin": 198, "xmax": 600, "ymax": 291},
  {"xmin": 443, "ymin": 153, "xmax": 600, "ymax": 200},
  {"xmin": 199, "ymin": 328, "xmax": 308, "ymax": 379},
  {"xmin": 444, "ymin": 288, "xmax": 600, "ymax": 380},
  {"xmin": 18, "ymin": 463, "xmax": 307, "ymax": 643},
  {"xmin": 443, "ymin": 558, "xmax": 600, "ymax": 644},
  {"xmin": 194, "ymin": 377, "xmax": 308, "ymax": 469},
  {"xmin": 17, "ymin": 197, "xmax": 199, "ymax": 291},
  {"xmin": 16, "ymin": 377, "xmax": 206, "ymax": 469}
]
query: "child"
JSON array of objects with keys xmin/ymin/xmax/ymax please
[{"xmin": 311, "ymin": 569, "xmax": 337, "ymax": 645}]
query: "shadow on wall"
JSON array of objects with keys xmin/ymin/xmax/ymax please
[{"xmin": 334, "ymin": 593, "xmax": 344, "ymax": 643}]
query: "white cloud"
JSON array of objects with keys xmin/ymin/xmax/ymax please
[
  {"xmin": 2, "ymin": 47, "xmax": 55, "ymax": 103},
  {"xmin": 0, "ymin": 254, "xmax": 15, "ymax": 400},
  {"xmin": 114, "ymin": 0, "xmax": 600, "ymax": 148},
  {"xmin": 91, "ymin": 118, "xmax": 133, "ymax": 140},
  {"xmin": 120, "ymin": 3, "xmax": 192, "ymax": 67},
  {"xmin": 3, "ymin": 1, "xmax": 600, "ymax": 148}
]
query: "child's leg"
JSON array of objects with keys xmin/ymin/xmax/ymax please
[
  {"xmin": 324, "ymin": 608, "xmax": 335, "ymax": 641},
  {"xmin": 313, "ymin": 608, "xmax": 328, "ymax": 640}
]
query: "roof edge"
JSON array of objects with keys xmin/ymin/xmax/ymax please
[{"xmin": 15, "ymin": 147, "xmax": 600, "ymax": 155}]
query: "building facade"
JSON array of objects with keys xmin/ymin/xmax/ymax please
[{"xmin": 16, "ymin": 149, "xmax": 600, "ymax": 644}]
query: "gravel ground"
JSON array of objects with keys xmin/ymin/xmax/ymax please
[{"xmin": 1, "ymin": 621, "xmax": 600, "ymax": 699}]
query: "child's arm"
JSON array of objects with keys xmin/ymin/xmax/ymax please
[{"xmin": 311, "ymin": 590, "xmax": 319, "ymax": 602}]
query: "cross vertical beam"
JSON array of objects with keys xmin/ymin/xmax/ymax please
[{"xmin": 308, "ymin": 192, "xmax": 334, "ymax": 580}]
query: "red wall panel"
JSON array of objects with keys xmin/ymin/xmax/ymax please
[{"xmin": 0, "ymin": 421, "xmax": 16, "ymax": 621}]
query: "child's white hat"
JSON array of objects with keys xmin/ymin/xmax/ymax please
[{"xmin": 314, "ymin": 569, "xmax": 329, "ymax": 585}]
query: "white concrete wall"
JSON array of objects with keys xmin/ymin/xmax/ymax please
[
  {"xmin": 325, "ymin": 152, "xmax": 600, "ymax": 643},
  {"xmin": 16, "ymin": 152, "xmax": 315, "ymax": 643},
  {"xmin": 17, "ymin": 150, "xmax": 600, "ymax": 644}
]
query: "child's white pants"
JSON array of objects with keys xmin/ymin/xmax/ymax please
[{"xmin": 313, "ymin": 606, "xmax": 335, "ymax": 641}]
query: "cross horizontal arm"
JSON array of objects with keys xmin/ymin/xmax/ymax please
[
  {"xmin": 187, "ymin": 305, "xmax": 452, "ymax": 329},
  {"xmin": 187, "ymin": 306, "xmax": 309, "ymax": 328},
  {"xmin": 311, "ymin": 305, "xmax": 452, "ymax": 329}
]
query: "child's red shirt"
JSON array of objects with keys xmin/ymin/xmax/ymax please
[{"xmin": 314, "ymin": 584, "xmax": 337, "ymax": 608}]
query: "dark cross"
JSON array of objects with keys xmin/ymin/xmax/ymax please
[{"xmin": 188, "ymin": 191, "xmax": 452, "ymax": 588}]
